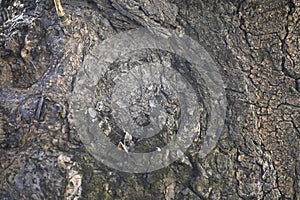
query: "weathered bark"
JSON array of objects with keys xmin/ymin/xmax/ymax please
[{"xmin": 0, "ymin": 0, "xmax": 299, "ymax": 199}]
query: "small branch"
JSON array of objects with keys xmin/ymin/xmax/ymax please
[{"xmin": 53, "ymin": 0, "xmax": 68, "ymax": 22}]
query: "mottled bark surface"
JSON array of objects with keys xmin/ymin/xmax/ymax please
[{"xmin": 0, "ymin": 0, "xmax": 299, "ymax": 199}]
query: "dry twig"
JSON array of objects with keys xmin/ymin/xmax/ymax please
[{"xmin": 53, "ymin": 0, "xmax": 68, "ymax": 21}]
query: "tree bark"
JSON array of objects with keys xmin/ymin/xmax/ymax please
[{"xmin": 0, "ymin": 0, "xmax": 299, "ymax": 199}]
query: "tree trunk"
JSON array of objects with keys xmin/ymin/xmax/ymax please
[{"xmin": 0, "ymin": 0, "xmax": 299, "ymax": 199}]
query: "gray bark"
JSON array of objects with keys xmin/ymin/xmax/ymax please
[{"xmin": 0, "ymin": 0, "xmax": 299, "ymax": 199}]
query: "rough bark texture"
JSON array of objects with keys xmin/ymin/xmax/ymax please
[{"xmin": 0, "ymin": 0, "xmax": 299, "ymax": 199}]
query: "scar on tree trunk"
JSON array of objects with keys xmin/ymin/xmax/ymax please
[{"xmin": 53, "ymin": 0, "xmax": 68, "ymax": 22}]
